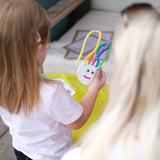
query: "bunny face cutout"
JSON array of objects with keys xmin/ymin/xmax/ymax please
[{"xmin": 77, "ymin": 63, "xmax": 97, "ymax": 85}]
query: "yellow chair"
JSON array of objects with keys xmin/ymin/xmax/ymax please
[{"xmin": 45, "ymin": 72, "xmax": 109, "ymax": 143}]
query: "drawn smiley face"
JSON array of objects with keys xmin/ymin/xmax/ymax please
[{"xmin": 77, "ymin": 63, "xmax": 97, "ymax": 85}]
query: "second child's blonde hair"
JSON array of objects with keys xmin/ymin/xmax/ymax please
[
  {"xmin": 79, "ymin": 9, "xmax": 160, "ymax": 160},
  {"xmin": 0, "ymin": 0, "xmax": 50, "ymax": 115}
]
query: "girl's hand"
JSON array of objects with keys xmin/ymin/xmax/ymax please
[{"xmin": 89, "ymin": 70, "xmax": 106, "ymax": 92}]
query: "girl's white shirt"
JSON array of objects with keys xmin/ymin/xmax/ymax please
[{"xmin": 0, "ymin": 82, "xmax": 83, "ymax": 160}]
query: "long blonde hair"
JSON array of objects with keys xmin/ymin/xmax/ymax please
[
  {"xmin": 79, "ymin": 9, "xmax": 160, "ymax": 160},
  {"xmin": 0, "ymin": 0, "xmax": 50, "ymax": 115}
]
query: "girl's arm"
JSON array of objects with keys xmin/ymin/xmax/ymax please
[{"xmin": 66, "ymin": 70, "xmax": 106, "ymax": 130}]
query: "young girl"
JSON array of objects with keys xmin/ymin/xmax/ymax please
[
  {"xmin": 62, "ymin": 8, "xmax": 160, "ymax": 160},
  {"xmin": 0, "ymin": 0, "xmax": 106, "ymax": 160}
]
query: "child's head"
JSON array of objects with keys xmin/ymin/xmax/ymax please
[
  {"xmin": 0, "ymin": 0, "xmax": 50, "ymax": 114},
  {"xmin": 113, "ymin": 9, "xmax": 160, "ymax": 112},
  {"xmin": 121, "ymin": 3, "xmax": 153, "ymax": 26},
  {"xmin": 79, "ymin": 9, "xmax": 160, "ymax": 160},
  {"xmin": 108, "ymin": 9, "xmax": 160, "ymax": 158},
  {"xmin": 0, "ymin": 0, "xmax": 50, "ymax": 63}
]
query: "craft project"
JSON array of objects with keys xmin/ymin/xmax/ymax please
[{"xmin": 76, "ymin": 30, "xmax": 112, "ymax": 85}]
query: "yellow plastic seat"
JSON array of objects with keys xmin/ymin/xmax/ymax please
[{"xmin": 45, "ymin": 72, "xmax": 109, "ymax": 143}]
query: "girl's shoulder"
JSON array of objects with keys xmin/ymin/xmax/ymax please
[
  {"xmin": 40, "ymin": 76, "xmax": 70, "ymax": 102},
  {"xmin": 41, "ymin": 75, "xmax": 74, "ymax": 97},
  {"xmin": 40, "ymin": 79, "xmax": 61, "ymax": 96},
  {"xmin": 41, "ymin": 74, "xmax": 61, "ymax": 88}
]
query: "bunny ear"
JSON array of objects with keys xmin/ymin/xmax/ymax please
[
  {"xmin": 36, "ymin": 32, "xmax": 41, "ymax": 43},
  {"xmin": 92, "ymin": 41, "xmax": 108, "ymax": 65},
  {"xmin": 88, "ymin": 42, "xmax": 98, "ymax": 64},
  {"xmin": 91, "ymin": 40, "xmax": 112, "ymax": 69},
  {"xmin": 76, "ymin": 30, "xmax": 102, "ymax": 64},
  {"xmin": 98, "ymin": 43, "xmax": 112, "ymax": 70}
]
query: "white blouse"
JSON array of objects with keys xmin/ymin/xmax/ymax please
[{"xmin": 0, "ymin": 82, "xmax": 83, "ymax": 160}]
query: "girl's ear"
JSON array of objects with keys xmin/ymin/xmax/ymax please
[{"xmin": 37, "ymin": 44, "xmax": 47, "ymax": 66}]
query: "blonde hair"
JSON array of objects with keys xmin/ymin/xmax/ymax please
[
  {"xmin": 0, "ymin": 0, "xmax": 50, "ymax": 115},
  {"xmin": 79, "ymin": 9, "xmax": 160, "ymax": 160}
]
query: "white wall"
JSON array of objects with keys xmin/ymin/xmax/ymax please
[{"xmin": 91, "ymin": 0, "xmax": 160, "ymax": 12}]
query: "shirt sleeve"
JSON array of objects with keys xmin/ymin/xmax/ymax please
[{"xmin": 49, "ymin": 83, "xmax": 83, "ymax": 125}]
